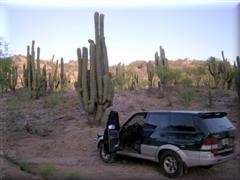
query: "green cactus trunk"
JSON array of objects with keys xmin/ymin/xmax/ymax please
[
  {"xmin": 8, "ymin": 65, "xmax": 18, "ymax": 91},
  {"xmin": 95, "ymin": 12, "xmax": 103, "ymax": 104},
  {"xmin": 208, "ymin": 56, "xmax": 221, "ymax": 88},
  {"xmin": 41, "ymin": 64, "xmax": 47, "ymax": 96},
  {"xmin": 155, "ymin": 46, "xmax": 168, "ymax": 98},
  {"xmin": 27, "ymin": 45, "xmax": 32, "ymax": 94},
  {"xmin": 23, "ymin": 64, "xmax": 28, "ymax": 87},
  {"xmin": 147, "ymin": 61, "xmax": 154, "ymax": 88},
  {"xmin": 60, "ymin": 57, "xmax": 65, "ymax": 91}
]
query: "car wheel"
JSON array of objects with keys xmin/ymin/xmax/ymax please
[
  {"xmin": 159, "ymin": 151, "xmax": 184, "ymax": 178},
  {"xmin": 99, "ymin": 142, "xmax": 114, "ymax": 163},
  {"xmin": 201, "ymin": 165, "xmax": 213, "ymax": 169}
]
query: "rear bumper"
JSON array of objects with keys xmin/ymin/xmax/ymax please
[
  {"xmin": 199, "ymin": 150, "xmax": 240, "ymax": 166},
  {"xmin": 180, "ymin": 149, "xmax": 240, "ymax": 167}
]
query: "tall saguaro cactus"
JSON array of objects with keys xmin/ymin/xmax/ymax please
[
  {"xmin": 48, "ymin": 56, "xmax": 59, "ymax": 93},
  {"xmin": 208, "ymin": 56, "xmax": 221, "ymax": 88},
  {"xmin": 60, "ymin": 57, "xmax": 65, "ymax": 91},
  {"xmin": 219, "ymin": 51, "xmax": 233, "ymax": 89},
  {"xmin": 146, "ymin": 61, "xmax": 154, "ymax": 88},
  {"xmin": 75, "ymin": 12, "xmax": 114, "ymax": 125}
]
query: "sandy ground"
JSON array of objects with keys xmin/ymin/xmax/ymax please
[{"xmin": 1, "ymin": 87, "xmax": 240, "ymax": 179}]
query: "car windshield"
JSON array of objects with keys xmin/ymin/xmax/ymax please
[{"xmin": 202, "ymin": 116, "xmax": 235, "ymax": 133}]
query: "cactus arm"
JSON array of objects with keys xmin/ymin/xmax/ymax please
[
  {"xmin": 154, "ymin": 52, "xmax": 159, "ymax": 66},
  {"xmin": 60, "ymin": 57, "xmax": 64, "ymax": 91},
  {"xmin": 81, "ymin": 47, "xmax": 90, "ymax": 112},
  {"xmin": 95, "ymin": 12, "xmax": 103, "ymax": 103},
  {"xmin": 89, "ymin": 40, "xmax": 97, "ymax": 113},
  {"xmin": 31, "ymin": 41, "xmax": 36, "ymax": 91}
]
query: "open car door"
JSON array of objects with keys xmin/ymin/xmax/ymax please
[{"xmin": 104, "ymin": 111, "xmax": 120, "ymax": 153}]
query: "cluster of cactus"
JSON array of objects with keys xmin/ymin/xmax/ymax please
[
  {"xmin": 75, "ymin": 12, "xmax": 114, "ymax": 124},
  {"xmin": 23, "ymin": 40, "xmax": 47, "ymax": 98},
  {"xmin": 234, "ymin": 56, "xmax": 240, "ymax": 98},
  {"xmin": 48, "ymin": 55, "xmax": 59, "ymax": 93},
  {"xmin": 155, "ymin": 46, "xmax": 168, "ymax": 67},
  {"xmin": 0, "ymin": 57, "xmax": 18, "ymax": 92},
  {"xmin": 113, "ymin": 63, "xmax": 139, "ymax": 90},
  {"xmin": 208, "ymin": 51, "xmax": 234, "ymax": 89},
  {"xmin": 114, "ymin": 63, "xmax": 126, "ymax": 90},
  {"xmin": 126, "ymin": 72, "xmax": 139, "ymax": 90}
]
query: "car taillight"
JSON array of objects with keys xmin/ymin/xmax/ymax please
[{"xmin": 201, "ymin": 137, "xmax": 218, "ymax": 156}]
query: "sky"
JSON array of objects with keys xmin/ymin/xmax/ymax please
[{"xmin": 0, "ymin": 0, "xmax": 239, "ymax": 65}]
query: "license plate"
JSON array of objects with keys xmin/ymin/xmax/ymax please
[{"xmin": 222, "ymin": 138, "xmax": 229, "ymax": 145}]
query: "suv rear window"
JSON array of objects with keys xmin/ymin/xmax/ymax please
[
  {"xmin": 170, "ymin": 114, "xmax": 196, "ymax": 132},
  {"xmin": 201, "ymin": 116, "xmax": 235, "ymax": 133},
  {"xmin": 147, "ymin": 113, "xmax": 169, "ymax": 130}
]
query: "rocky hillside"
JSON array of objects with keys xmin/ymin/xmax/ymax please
[{"xmin": 10, "ymin": 55, "xmax": 207, "ymax": 87}]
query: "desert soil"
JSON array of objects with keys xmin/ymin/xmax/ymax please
[{"xmin": 1, "ymin": 87, "xmax": 240, "ymax": 179}]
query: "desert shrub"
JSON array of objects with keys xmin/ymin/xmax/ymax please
[
  {"xmin": 139, "ymin": 79, "xmax": 148, "ymax": 88},
  {"xmin": 17, "ymin": 159, "xmax": 28, "ymax": 171},
  {"xmin": 39, "ymin": 163, "xmax": 56, "ymax": 178},
  {"xmin": 177, "ymin": 89, "xmax": 197, "ymax": 108},
  {"xmin": 65, "ymin": 171, "xmax": 81, "ymax": 180},
  {"xmin": 179, "ymin": 76, "xmax": 193, "ymax": 87}
]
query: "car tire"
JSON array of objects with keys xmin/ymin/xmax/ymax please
[
  {"xmin": 99, "ymin": 142, "xmax": 114, "ymax": 163},
  {"xmin": 159, "ymin": 151, "xmax": 184, "ymax": 178}
]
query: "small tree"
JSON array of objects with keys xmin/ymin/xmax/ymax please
[
  {"xmin": 177, "ymin": 75, "xmax": 197, "ymax": 108},
  {"xmin": 191, "ymin": 66, "xmax": 206, "ymax": 87},
  {"xmin": 0, "ymin": 37, "xmax": 18, "ymax": 93},
  {"xmin": 155, "ymin": 66, "xmax": 178, "ymax": 106}
]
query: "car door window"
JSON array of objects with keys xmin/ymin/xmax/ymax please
[{"xmin": 124, "ymin": 113, "xmax": 146, "ymax": 128}]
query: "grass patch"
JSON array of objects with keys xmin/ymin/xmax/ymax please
[
  {"xmin": 39, "ymin": 163, "xmax": 56, "ymax": 178},
  {"xmin": 16, "ymin": 88, "xmax": 32, "ymax": 102},
  {"xmin": 42, "ymin": 93, "xmax": 62, "ymax": 108}
]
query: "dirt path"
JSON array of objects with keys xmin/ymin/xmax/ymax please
[{"xmin": 1, "ymin": 88, "xmax": 240, "ymax": 179}]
